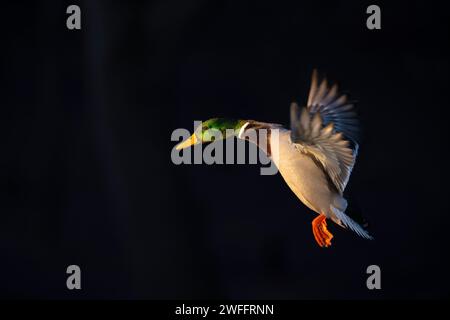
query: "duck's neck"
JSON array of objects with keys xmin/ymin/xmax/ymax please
[
  {"xmin": 235, "ymin": 120, "xmax": 281, "ymax": 156},
  {"xmin": 235, "ymin": 120, "xmax": 279, "ymax": 138},
  {"xmin": 213, "ymin": 118, "xmax": 280, "ymax": 142}
]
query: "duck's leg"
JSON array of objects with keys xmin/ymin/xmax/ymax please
[{"xmin": 312, "ymin": 214, "xmax": 333, "ymax": 247}]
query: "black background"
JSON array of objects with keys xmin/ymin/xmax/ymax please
[{"xmin": 1, "ymin": 0, "xmax": 449, "ymax": 299}]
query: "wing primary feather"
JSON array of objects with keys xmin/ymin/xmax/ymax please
[{"xmin": 307, "ymin": 69, "xmax": 319, "ymax": 107}]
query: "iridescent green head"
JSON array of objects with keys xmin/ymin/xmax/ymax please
[{"xmin": 176, "ymin": 118, "xmax": 247, "ymax": 150}]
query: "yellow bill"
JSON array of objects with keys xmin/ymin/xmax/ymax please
[{"xmin": 176, "ymin": 134, "xmax": 199, "ymax": 150}]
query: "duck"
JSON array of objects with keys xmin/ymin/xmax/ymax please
[{"xmin": 175, "ymin": 70, "xmax": 373, "ymax": 247}]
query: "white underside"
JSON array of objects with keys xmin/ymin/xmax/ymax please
[{"xmin": 270, "ymin": 129, "xmax": 347, "ymax": 223}]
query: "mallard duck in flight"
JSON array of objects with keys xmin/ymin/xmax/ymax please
[{"xmin": 176, "ymin": 70, "xmax": 373, "ymax": 247}]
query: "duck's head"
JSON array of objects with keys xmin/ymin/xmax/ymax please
[{"xmin": 176, "ymin": 118, "xmax": 247, "ymax": 150}]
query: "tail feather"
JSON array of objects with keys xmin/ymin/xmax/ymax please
[
  {"xmin": 344, "ymin": 199, "xmax": 370, "ymax": 230},
  {"xmin": 330, "ymin": 206, "xmax": 374, "ymax": 240}
]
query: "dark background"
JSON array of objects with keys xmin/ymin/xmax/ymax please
[{"xmin": 1, "ymin": 0, "xmax": 449, "ymax": 299}]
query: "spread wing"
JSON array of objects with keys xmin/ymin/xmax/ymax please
[
  {"xmin": 306, "ymin": 69, "xmax": 359, "ymax": 145},
  {"xmin": 290, "ymin": 70, "xmax": 359, "ymax": 195}
]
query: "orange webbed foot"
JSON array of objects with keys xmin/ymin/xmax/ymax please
[{"xmin": 312, "ymin": 215, "xmax": 333, "ymax": 248}]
